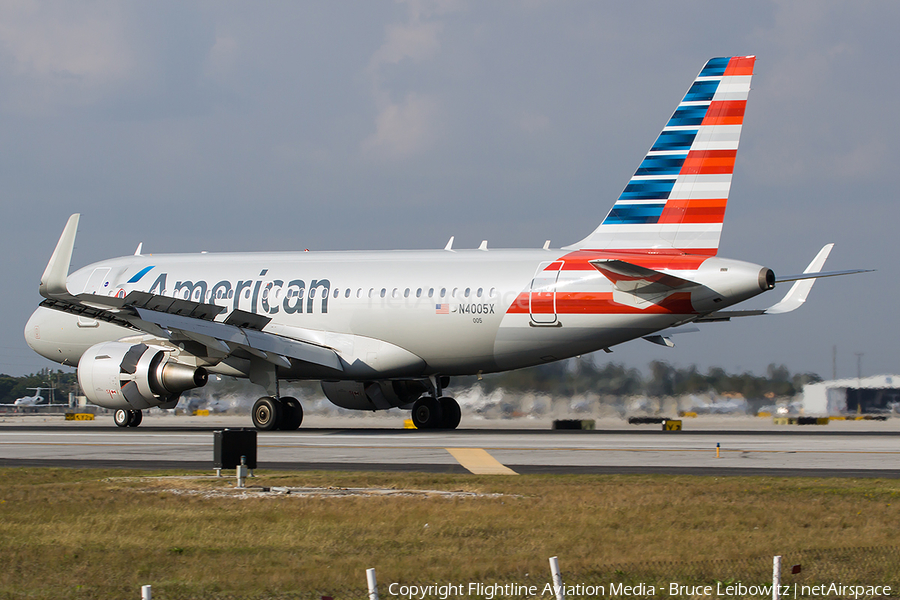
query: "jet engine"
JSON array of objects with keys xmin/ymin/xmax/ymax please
[
  {"xmin": 321, "ymin": 380, "xmax": 428, "ymax": 411},
  {"xmin": 77, "ymin": 342, "xmax": 208, "ymax": 410}
]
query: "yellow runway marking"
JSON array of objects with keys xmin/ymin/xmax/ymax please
[{"xmin": 446, "ymin": 448, "xmax": 517, "ymax": 475}]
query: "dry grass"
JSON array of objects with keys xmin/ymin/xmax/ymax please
[{"xmin": 0, "ymin": 468, "xmax": 898, "ymax": 598}]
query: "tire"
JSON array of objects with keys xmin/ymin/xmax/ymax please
[
  {"xmin": 279, "ymin": 397, "xmax": 303, "ymax": 430},
  {"xmin": 252, "ymin": 396, "xmax": 281, "ymax": 431},
  {"xmin": 438, "ymin": 397, "xmax": 461, "ymax": 430},
  {"xmin": 411, "ymin": 396, "xmax": 443, "ymax": 430},
  {"xmin": 114, "ymin": 409, "xmax": 131, "ymax": 428},
  {"xmin": 128, "ymin": 410, "xmax": 143, "ymax": 428}
]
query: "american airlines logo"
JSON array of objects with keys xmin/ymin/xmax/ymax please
[{"xmin": 145, "ymin": 271, "xmax": 331, "ymax": 316}]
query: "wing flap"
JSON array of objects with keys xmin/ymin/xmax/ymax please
[{"xmin": 133, "ymin": 307, "xmax": 343, "ymax": 371}]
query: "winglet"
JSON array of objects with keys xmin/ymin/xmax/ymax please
[
  {"xmin": 39, "ymin": 213, "xmax": 80, "ymax": 300},
  {"xmin": 765, "ymin": 243, "xmax": 833, "ymax": 314}
]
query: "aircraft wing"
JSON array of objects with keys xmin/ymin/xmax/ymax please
[
  {"xmin": 40, "ymin": 293, "xmax": 344, "ymax": 372},
  {"xmin": 37, "ymin": 214, "xmax": 343, "ymax": 372}
]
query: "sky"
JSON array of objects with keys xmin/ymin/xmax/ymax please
[{"xmin": 1, "ymin": 1, "xmax": 897, "ymax": 380}]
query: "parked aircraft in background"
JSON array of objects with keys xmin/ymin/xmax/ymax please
[
  {"xmin": 11, "ymin": 387, "xmax": 67, "ymax": 410},
  {"xmin": 24, "ymin": 56, "xmax": 866, "ymax": 430},
  {"xmin": 13, "ymin": 388, "xmax": 46, "ymax": 407}
]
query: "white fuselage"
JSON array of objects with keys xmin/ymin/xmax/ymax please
[{"xmin": 26, "ymin": 247, "xmax": 771, "ymax": 380}]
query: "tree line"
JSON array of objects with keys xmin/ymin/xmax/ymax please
[
  {"xmin": 0, "ymin": 370, "xmax": 78, "ymax": 405},
  {"xmin": 1, "ymin": 360, "xmax": 822, "ymax": 405},
  {"xmin": 461, "ymin": 360, "xmax": 822, "ymax": 399}
]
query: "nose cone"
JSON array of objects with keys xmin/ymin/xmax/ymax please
[
  {"xmin": 24, "ymin": 306, "xmax": 66, "ymax": 362},
  {"xmin": 24, "ymin": 306, "xmax": 87, "ymax": 366},
  {"xmin": 24, "ymin": 308, "xmax": 45, "ymax": 355},
  {"xmin": 24, "ymin": 305, "xmax": 136, "ymax": 367}
]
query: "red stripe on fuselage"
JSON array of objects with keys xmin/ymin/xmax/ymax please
[{"xmin": 507, "ymin": 291, "xmax": 695, "ymax": 315}]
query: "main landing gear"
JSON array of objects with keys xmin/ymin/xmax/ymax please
[
  {"xmin": 251, "ymin": 396, "xmax": 303, "ymax": 431},
  {"xmin": 411, "ymin": 396, "xmax": 461, "ymax": 430},
  {"xmin": 114, "ymin": 409, "xmax": 143, "ymax": 428}
]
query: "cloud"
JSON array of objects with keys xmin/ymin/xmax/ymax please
[
  {"xmin": 369, "ymin": 19, "xmax": 441, "ymax": 68},
  {"xmin": 361, "ymin": 0, "xmax": 457, "ymax": 161},
  {"xmin": 361, "ymin": 92, "xmax": 440, "ymax": 160},
  {"xmin": 0, "ymin": 2, "xmax": 134, "ymax": 114}
]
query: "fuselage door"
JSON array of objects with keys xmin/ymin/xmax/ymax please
[{"xmin": 529, "ymin": 261, "xmax": 564, "ymax": 325}]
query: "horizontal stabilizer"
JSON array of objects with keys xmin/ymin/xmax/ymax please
[
  {"xmin": 696, "ymin": 243, "xmax": 870, "ymax": 321},
  {"xmin": 590, "ymin": 259, "xmax": 696, "ymax": 294},
  {"xmin": 765, "ymin": 243, "xmax": 833, "ymax": 315}
]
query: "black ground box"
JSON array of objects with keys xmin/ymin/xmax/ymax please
[{"xmin": 213, "ymin": 428, "xmax": 257, "ymax": 469}]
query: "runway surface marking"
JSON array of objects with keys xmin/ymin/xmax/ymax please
[{"xmin": 446, "ymin": 448, "xmax": 517, "ymax": 475}]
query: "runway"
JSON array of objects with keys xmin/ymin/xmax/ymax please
[{"xmin": 1, "ymin": 414, "xmax": 899, "ymax": 477}]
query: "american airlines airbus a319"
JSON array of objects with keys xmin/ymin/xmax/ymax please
[{"xmin": 25, "ymin": 56, "xmax": 864, "ymax": 430}]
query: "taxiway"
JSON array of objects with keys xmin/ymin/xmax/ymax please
[{"xmin": 1, "ymin": 414, "xmax": 898, "ymax": 477}]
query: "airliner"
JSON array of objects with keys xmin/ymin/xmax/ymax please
[{"xmin": 24, "ymin": 56, "xmax": 864, "ymax": 430}]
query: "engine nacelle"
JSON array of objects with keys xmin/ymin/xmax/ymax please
[
  {"xmin": 321, "ymin": 380, "xmax": 428, "ymax": 411},
  {"xmin": 77, "ymin": 342, "xmax": 208, "ymax": 410}
]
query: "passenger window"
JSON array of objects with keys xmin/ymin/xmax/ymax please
[
  {"xmin": 392, "ymin": 288, "xmax": 399, "ymax": 298},
  {"xmin": 440, "ymin": 288, "xmax": 446, "ymax": 298},
  {"xmin": 333, "ymin": 288, "xmax": 339, "ymax": 299},
  {"xmin": 477, "ymin": 287, "xmax": 483, "ymax": 297},
  {"xmin": 416, "ymin": 288, "xmax": 422, "ymax": 298},
  {"xmin": 368, "ymin": 288, "xmax": 374, "ymax": 298},
  {"xmin": 451, "ymin": 287, "xmax": 458, "ymax": 298},
  {"xmin": 380, "ymin": 288, "xmax": 386, "ymax": 298},
  {"xmin": 428, "ymin": 288, "xmax": 434, "ymax": 298},
  {"xmin": 404, "ymin": 288, "xmax": 410, "ymax": 298},
  {"xmin": 345, "ymin": 289, "xmax": 351, "ymax": 298},
  {"xmin": 465, "ymin": 287, "xmax": 470, "ymax": 297}
]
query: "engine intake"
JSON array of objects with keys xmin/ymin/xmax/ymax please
[{"xmin": 78, "ymin": 342, "xmax": 207, "ymax": 410}]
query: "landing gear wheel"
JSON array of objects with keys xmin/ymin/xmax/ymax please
[
  {"xmin": 252, "ymin": 396, "xmax": 281, "ymax": 431},
  {"xmin": 114, "ymin": 409, "xmax": 131, "ymax": 428},
  {"xmin": 412, "ymin": 396, "xmax": 443, "ymax": 430},
  {"xmin": 438, "ymin": 397, "xmax": 461, "ymax": 430},
  {"xmin": 127, "ymin": 410, "xmax": 143, "ymax": 428},
  {"xmin": 279, "ymin": 397, "xmax": 303, "ymax": 430}
]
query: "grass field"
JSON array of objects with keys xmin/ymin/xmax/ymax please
[{"xmin": 1, "ymin": 468, "xmax": 898, "ymax": 599}]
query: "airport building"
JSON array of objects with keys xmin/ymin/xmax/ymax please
[{"xmin": 802, "ymin": 375, "xmax": 900, "ymax": 415}]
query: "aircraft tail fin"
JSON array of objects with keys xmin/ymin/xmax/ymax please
[{"xmin": 566, "ymin": 56, "xmax": 755, "ymax": 254}]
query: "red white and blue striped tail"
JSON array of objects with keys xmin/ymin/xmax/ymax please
[{"xmin": 566, "ymin": 56, "xmax": 755, "ymax": 255}]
